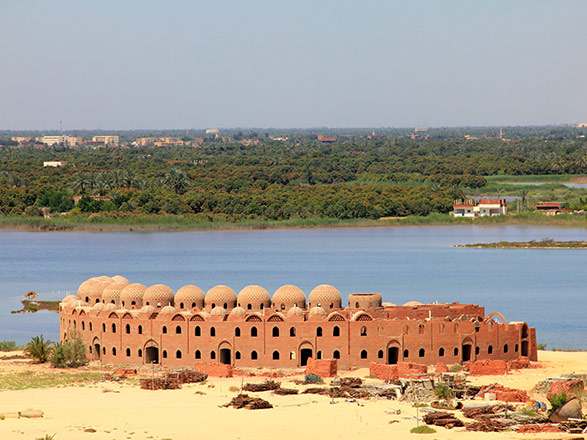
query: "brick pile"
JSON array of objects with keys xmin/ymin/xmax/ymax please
[
  {"xmin": 465, "ymin": 359, "xmax": 509, "ymax": 376},
  {"xmin": 477, "ymin": 384, "xmax": 528, "ymax": 402},
  {"xmin": 194, "ymin": 362, "xmax": 233, "ymax": 377},
  {"xmin": 305, "ymin": 358, "xmax": 337, "ymax": 378},
  {"xmin": 369, "ymin": 362, "xmax": 428, "ymax": 381}
]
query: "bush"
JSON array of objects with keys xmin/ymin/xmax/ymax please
[
  {"xmin": 433, "ymin": 383, "xmax": 452, "ymax": 400},
  {"xmin": 548, "ymin": 390, "xmax": 572, "ymax": 414},
  {"xmin": 410, "ymin": 425, "xmax": 436, "ymax": 434},
  {"xmin": 24, "ymin": 335, "xmax": 54, "ymax": 363},
  {"xmin": 0, "ymin": 340, "xmax": 21, "ymax": 351},
  {"xmin": 304, "ymin": 373, "xmax": 323, "ymax": 384},
  {"xmin": 49, "ymin": 332, "xmax": 88, "ymax": 368}
]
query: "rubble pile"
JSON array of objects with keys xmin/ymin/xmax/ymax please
[
  {"xmin": 422, "ymin": 411, "xmax": 464, "ymax": 428},
  {"xmin": 242, "ymin": 380, "xmax": 281, "ymax": 392},
  {"xmin": 476, "ymin": 384, "xmax": 528, "ymax": 402},
  {"xmin": 223, "ymin": 394, "xmax": 273, "ymax": 410},
  {"xmin": 139, "ymin": 369, "xmax": 208, "ymax": 390},
  {"xmin": 273, "ymin": 388, "xmax": 299, "ymax": 395}
]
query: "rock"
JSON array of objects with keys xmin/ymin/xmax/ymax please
[
  {"xmin": 549, "ymin": 397, "xmax": 582, "ymax": 423},
  {"xmin": 19, "ymin": 409, "xmax": 43, "ymax": 418}
]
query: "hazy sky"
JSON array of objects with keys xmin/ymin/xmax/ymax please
[{"xmin": 1, "ymin": 1, "xmax": 586, "ymax": 130}]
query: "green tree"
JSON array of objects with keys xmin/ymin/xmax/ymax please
[{"xmin": 24, "ymin": 335, "xmax": 54, "ymax": 363}]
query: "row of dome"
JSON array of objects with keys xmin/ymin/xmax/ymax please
[{"xmin": 71, "ymin": 276, "xmax": 372, "ymax": 312}]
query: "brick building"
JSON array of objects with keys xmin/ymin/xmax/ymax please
[{"xmin": 59, "ymin": 277, "xmax": 537, "ymax": 369}]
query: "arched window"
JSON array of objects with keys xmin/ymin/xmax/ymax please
[
  {"xmin": 236, "ymin": 351, "xmax": 241, "ymax": 360},
  {"xmin": 272, "ymin": 326, "xmax": 279, "ymax": 337},
  {"xmin": 515, "ymin": 344, "xmax": 519, "ymax": 353},
  {"xmin": 475, "ymin": 346, "xmax": 480, "ymax": 355},
  {"xmin": 247, "ymin": 304, "xmax": 252, "ymax": 310},
  {"xmin": 102, "ymin": 346, "xmax": 106, "ymax": 355},
  {"xmin": 175, "ymin": 325, "xmax": 182, "ymax": 335},
  {"xmin": 272, "ymin": 350, "xmax": 280, "ymax": 360},
  {"xmin": 112, "ymin": 323, "xmax": 116, "ymax": 333},
  {"xmin": 138, "ymin": 349, "xmax": 143, "ymax": 357},
  {"xmin": 126, "ymin": 348, "xmax": 131, "ymax": 357},
  {"xmin": 439, "ymin": 347, "xmax": 445, "ymax": 357},
  {"xmin": 176, "ymin": 350, "xmax": 182, "ymax": 359},
  {"xmin": 223, "ymin": 302, "xmax": 227, "ymax": 309},
  {"xmin": 191, "ymin": 302, "xmax": 196, "ymax": 308},
  {"xmin": 235, "ymin": 327, "xmax": 241, "ymax": 337},
  {"xmin": 74, "ymin": 320, "xmax": 77, "ymax": 329},
  {"xmin": 89, "ymin": 322, "xmax": 93, "ymax": 331},
  {"xmin": 85, "ymin": 296, "xmax": 89, "ymax": 302},
  {"xmin": 290, "ymin": 351, "xmax": 295, "ymax": 360},
  {"xmin": 317, "ymin": 350, "xmax": 322, "ymax": 359},
  {"xmin": 360, "ymin": 350, "xmax": 367, "ymax": 359},
  {"xmin": 503, "ymin": 344, "xmax": 509, "ymax": 353},
  {"xmin": 360, "ymin": 326, "xmax": 367, "ymax": 336},
  {"xmin": 333, "ymin": 350, "xmax": 340, "ymax": 359},
  {"xmin": 125, "ymin": 324, "xmax": 130, "ymax": 334},
  {"xmin": 403, "ymin": 349, "xmax": 409, "ymax": 358},
  {"xmin": 378, "ymin": 350, "xmax": 383, "ymax": 359},
  {"xmin": 112, "ymin": 347, "xmax": 117, "ymax": 356},
  {"xmin": 290, "ymin": 327, "xmax": 296, "ymax": 337},
  {"xmin": 210, "ymin": 327, "xmax": 216, "ymax": 337},
  {"xmin": 316, "ymin": 327, "xmax": 323, "ymax": 337},
  {"xmin": 195, "ymin": 326, "xmax": 201, "ymax": 336},
  {"xmin": 251, "ymin": 350, "xmax": 258, "ymax": 360},
  {"xmin": 163, "ymin": 350, "xmax": 167, "ymax": 359},
  {"xmin": 195, "ymin": 350, "xmax": 201, "ymax": 359},
  {"xmin": 355, "ymin": 302, "xmax": 359, "ymax": 308},
  {"xmin": 102, "ymin": 323, "xmax": 106, "ymax": 333},
  {"xmin": 82, "ymin": 321, "xmax": 85, "ymax": 331},
  {"xmin": 251, "ymin": 326, "xmax": 258, "ymax": 337},
  {"xmin": 488, "ymin": 345, "xmax": 493, "ymax": 354},
  {"xmin": 210, "ymin": 351, "xmax": 216, "ymax": 360},
  {"xmin": 162, "ymin": 326, "xmax": 167, "ymax": 334},
  {"xmin": 454, "ymin": 347, "xmax": 459, "ymax": 356},
  {"xmin": 180, "ymin": 302, "xmax": 184, "ymax": 309},
  {"xmin": 419, "ymin": 348, "xmax": 425, "ymax": 358},
  {"xmin": 138, "ymin": 325, "xmax": 142, "ymax": 335},
  {"xmin": 333, "ymin": 326, "xmax": 340, "ymax": 337}
]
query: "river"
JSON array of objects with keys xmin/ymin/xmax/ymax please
[{"xmin": 1, "ymin": 225, "xmax": 585, "ymax": 349}]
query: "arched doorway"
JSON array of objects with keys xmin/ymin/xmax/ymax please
[
  {"xmin": 299, "ymin": 342, "xmax": 314, "ymax": 367},
  {"xmin": 461, "ymin": 338, "xmax": 473, "ymax": 363},
  {"xmin": 92, "ymin": 337, "xmax": 101, "ymax": 361},
  {"xmin": 521, "ymin": 340, "xmax": 529, "ymax": 357},
  {"xmin": 144, "ymin": 341, "xmax": 159, "ymax": 364},
  {"xmin": 220, "ymin": 348, "xmax": 231, "ymax": 365},
  {"xmin": 386, "ymin": 340, "xmax": 401, "ymax": 365}
]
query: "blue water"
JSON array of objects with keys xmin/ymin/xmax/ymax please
[{"xmin": 0, "ymin": 226, "xmax": 585, "ymax": 349}]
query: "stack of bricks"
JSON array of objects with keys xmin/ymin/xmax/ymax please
[
  {"xmin": 194, "ymin": 362, "xmax": 233, "ymax": 378},
  {"xmin": 369, "ymin": 362, "xmax": 428, "ymax": 381},
  {"xmin": 305, "ymin": 358, "xmax": 337, "ymax": 378}
]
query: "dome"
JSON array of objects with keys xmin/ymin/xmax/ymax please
[
  {"xmin": 205, "ymin": 285, "xmax": 237, "ymax": 311},
  {"xmin": 382, "ymin": 302, "xmax": 396, "ymax": 307},
  {"xmin": 63, "ymin": 294, "xmax": 77, "ymax": 302},
  {"xmin": 120, "ymin": 283, "xmax": 147, "ymax": 308},
  {"xmin": 308, "ymin": 284, "xmax": 342, "ymax": 309},
  {"xmin": 111, "ymin": 275, "xmax": 130, "ymax": 285},
  {"xmin": 210, "ymin": 306, "xmax": 227, "ymax": 316},
  {"xmin": 104, "ymin": 303, "xmax": 117, "ymax": 311},
  {"xmin": 94, "ymin": 276, "xmax": 112, "ymax": 282},
  {"xmin": 140, "ymin": 305, "xmax": 157, "ymax": 314},
  {"xmin": 309, "ymin": 306, "xmax": 326, "ymax": 317},
  {"xmin": 102, "ymin": 283, "xmax": 127, "ymax": 305},
  {"xmin": 91, "ymin": 302, "xmax": 105, "ymax": 311},
  {"xmin": 144, "ymin": 284, "xmax": 175, "ymax": 307},
  {"xmin": 229, "ymin": 306, "xmax": 247, "ymax": 317},
  {"xmin": 403, "ymin": 301, "xmax": 423, "ymax": 307},
  {"xmin": 175, "ymin": 285, "xmax": 205, "ymax": 309},
  {"xmin": 77, "ymin": 279, "xmax": 97, "ymax": 299},
  {"xmin": 238, "ymin": 285, "xmax": 271, "ymax": 311},
  {"xmin": 287, "ymin": 305, "xmax": 305, "ymax": 317},
  {"xmin": 272, "ymin": 285, "xmax": 306, "ymax": 311},
  {"xmin": 160, "ymin": 305, "xmax": 176, "ymax": 314},
  {"xmin": 83, "ymin": 279, "xmax": 112, "ymax": 305}
]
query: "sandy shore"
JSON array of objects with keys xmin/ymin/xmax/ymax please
[{"xmin": 0, "ymin": 351, "xmax": 585, "ymax": 440}]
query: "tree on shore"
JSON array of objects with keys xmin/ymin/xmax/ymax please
[{"xmin": 24, "ymin": 335, "xmax": 54, "ymax": 363}]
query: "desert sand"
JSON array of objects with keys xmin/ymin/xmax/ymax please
[{"xmin": 0, "ymin": 350, "xmax": 585, "ymax": 440}]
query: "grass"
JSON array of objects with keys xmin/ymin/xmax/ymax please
[
  {"xmin": 410, "ymin": 425, "xmax": 436, "ymax": 434},
  {"xmin": 0, "ymin": 369, "xmax": 102, "ymax": 391},
  {"xmin": 486, "ymin": 174, "xmax": 587, "ymax": 183}
]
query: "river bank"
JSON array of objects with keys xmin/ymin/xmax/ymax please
[
  {"xmin": 1, "ymin": 212, "xmax": 585, "ymax": 232},
  {"xmin": 456, "ymin": 239, "xmax": 587, "ymax": 249}
]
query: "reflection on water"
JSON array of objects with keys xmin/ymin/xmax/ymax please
[{"xmin": 0, "ymin": 226, "xmax": 585, "ymax": 349}]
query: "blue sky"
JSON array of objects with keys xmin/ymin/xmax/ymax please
[{"xmin": 1, "ymin": 0, "xmax": 586, "ymax": 129}]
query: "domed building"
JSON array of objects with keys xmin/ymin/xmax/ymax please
[{"xmin": 60, "ymin": 278, "xmax": 538, "ymax": 370}]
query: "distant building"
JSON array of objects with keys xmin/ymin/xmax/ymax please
[
  {"xmin": 43, "ymin": 161, "xmax": 67, "ymax": 167},
  {"xmin": 92, "ymin": 135, "xmax": 120, "ymax": 146},
  {"xmin": 154, "ymin": 137, "xmax": 184, "ymax": 147},
  {"xmin": 367, "ymin": 132, "xmax": 384, "ymax": 140},
  {"xmin": 318, "ymin": 135, "xmax": 336, "ymax": 143},
  {"xmin": 11, "ymin": 136, "xmax": 31, "ymax": 144},
  {"xmin": 73, "ymin": 195, "xmax": 111, "ymax": 205},
  {"xmin": 38, "ymin": 135, "xmax": 82, "ymax": 147},
  {"xmin": 135, "ymin": 137, "xmax": 156, "ymax": 146},
  {"xmin": 452, "ymin": 198, "xmax": 508, "ymax": 217},
  {"xmin": 535, "ymin": 202, "xmax": 565, "ymax": 215}
]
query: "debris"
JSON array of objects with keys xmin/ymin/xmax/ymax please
[
  {"xmin": 223, "ymin": 394, "xmax": 273, "ymax": 410},
  {"xmin": 476, "ymin": 384, "xmax": 528, "ymax": 402},
  {"xmin": 465, "ymin": 419, "xmax": 507, "ymax": 432},
  {"xmin": 102, "ymin": 388, "xmax": 120, "ymax": 393},
  {"xmin": 518, "ymin": 424, "xmax": 561, "ymax": 433},
  {"xmin": 462, "ymin": 404, "xmax": 513, "ymax": 419},
  {"xmin": 243, "ymin": 380, "xmax": 281, "ymax": 392},
  {"xmin": 273, "ymin": 388, "xmax": 299, "ymax": 395},
  {"xmin": 332, "ymin": 377, "xmax": 363, "ymax": 388},
  {"xmin": 422, "ymin": 411, "xmax": 465, "ymax": 428},
  {"xmin": 304, "ymin": 373, "xmax": 323, "ymax": 384},
  {"xmin": 84, "ymin": 428, "xmax": 97, "ymax": 433}
]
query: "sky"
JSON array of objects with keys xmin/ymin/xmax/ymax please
[{"xmin": 1, "ymin": 0, "xmax": 586, "ymax": 130}]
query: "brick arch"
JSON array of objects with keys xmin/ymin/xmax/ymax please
[
  {"xmin": 461, "ymin": 336, "xmax": 474, "ymax": 346},
  {"xmin": 122, "ymin": 312, "xmax": 134, "ymax": 320},
  {"xmin": 267, "ymin": 314, "xmax": 284, "ymax": 322},
  {"xmin": 386, "ymin": 339, "xmax": 401, "ymax": 349},
  {"xmin": 108, "ymin": 312, "xmax": 119, "ymax": 319},
  {"xmin": 71, "ymin": 309, "xmax": 78, "ymax": 316},
  {"xmin": 246, "ymin": 315, "xmax": 262, "ymax": 322},
  {"xmin": 298, "ymin": 340, "xmax": 314, "ymax": 351},
  {"xmin": 218, "ymin": 340, "xmax": 232, "ymax": 351},
  {"xmin": 486, "ymin": 312, "xmax": 507, "ymax": 325},
  {"xmin": 172, "ymin": 314, "xmax": 186, "ymax": 321},
  {"xmin": 190, "ymin": 314, "xmax": 206, "ymax": 322},
  {"xmin": 78, "ymin": 310, "xmax": 87, "ymax": 317},
  {"xmin": 353, "ymin": 311, "xmax": 373, "ymax": 321},
  {"xmin": 143, "ymin": 339, "xmax": 158, "ymax": 349},
  {"xmin": 327, "ymin": 312, "xmax": 346, "ymax": 322}
]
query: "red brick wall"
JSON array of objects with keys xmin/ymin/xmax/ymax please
[{"xmin": 305, "ymin": 358, "xmax": 337, "ymax": 377}]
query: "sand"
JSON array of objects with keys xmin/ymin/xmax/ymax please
[{"xmin": 0, "ymin": 351, "xmax": 585, "ymax": 440}]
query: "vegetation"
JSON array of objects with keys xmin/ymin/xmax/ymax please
[
  {"xmin": 0, "ymin": 340, "xmax": 21, "ymax": 351},
  {"xmin": 49, "ymin": 332, "xmax": 88, "ymax": 368},
  {"xmin": 0, "ymin": 369, "xmax": 101, "ymax": 391},
  {"xmin": 410, "ymin": 425, "xmax": 436, "ymax": 434},
  {"xmin": 548, "ymin": 390, "xmax": 572, "ymax": 414},
  {"xmin": 11, "ymin": 299, "xmax": 60, "ymax": 314},
  {"xmin": 0, "ymin": 130, "xmax": 585, "ymax": 229},
  {"xmin": 433, "ymin": 383, "xmax": 452, "ymax": 400},
  {"xmin": 457, "ymin": 238, "xmax": 587, "ymax": 249},
  {"xmin": 24, "ymin": 335, "xmax": 54, "ymax": 363}
]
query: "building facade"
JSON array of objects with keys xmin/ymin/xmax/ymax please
[{"xmin": 59, "ymin": 277, "xmax": 537, "ymax": 369}]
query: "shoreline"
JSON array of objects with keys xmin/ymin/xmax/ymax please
[{"xmin": 0, "ymin": 213, "xmax": 586, "ymax": 233}]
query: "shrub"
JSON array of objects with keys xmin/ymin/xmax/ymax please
[
  {"xmin": 433, "ymin": 383, "xmax": 452, "ymax": 400},
  {"xmin": 0, "ymin": 340, "xmax": 20, "ymax": 351},
  {"xmin": 304, "ymin": 373, "xmax": 323, "ymax": 384},
  {"xmin": 49, "ymin": 332, "xmax": 88, "ymax": 368},
  {"xmin": 548, "ymin": 390, "xmax": 572, "ymax": 414},
  {"xmin": 449, "ymin": 364, "xmax": 463, "ymax": 372},
  {"xmin": 537, "ymin": 343, "xmax": 547, "ymax": 350},
  {"xmin": 410, "ymin": 425, "xmax": 436, "ymax": 434},
  {"xmin": 24, "ymin": 335, "xmax": 54, "ymax": 363}
]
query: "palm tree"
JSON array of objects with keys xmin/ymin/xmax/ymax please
[
  {"xmin": 121, "ymin": 169, "xmax": 136, "ymax": 189},
  {"xmin": 519, "ymin": 188, "xmax": 529, "ymax": 212},
  {"xmin": 164, "ymin": 168, "xmax": 191, "ymax": 194},
  {"xmin": 70, "ymin": 172, "xmax": 92, "ymax": 194},
  {"xmin": 24, "ymin": 335, "xmax": 54, "ymax": 363}
]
